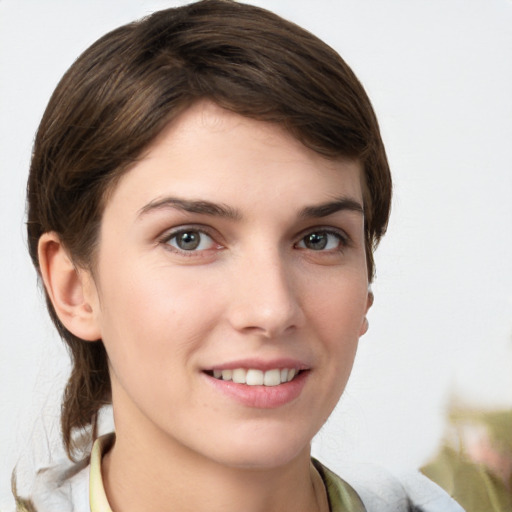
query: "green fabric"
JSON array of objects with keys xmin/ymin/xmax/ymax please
[
  {"xmin": 313, "ymin": 459, "xmax": 366, "ymax": 512},
  {"xmin": 422, "ymin": 446, "xmax": 512, "ymax": 512}
]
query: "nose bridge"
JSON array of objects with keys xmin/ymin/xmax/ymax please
[{"xmin": 228, "ymin": 244, "xmax": 303, "ymax": 337}]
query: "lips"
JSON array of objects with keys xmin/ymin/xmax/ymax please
[{"xmin": 202, "ymin": 360, "xmax": 310, "ymax": 408}]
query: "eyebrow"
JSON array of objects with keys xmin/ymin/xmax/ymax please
[
  {"xmin": 138, "ymin": 195, "xmax": 363, "ymax": 221},
  {"xmin": 138, "ymin": 197, "xmax": 242, "ymax": 220},
  {"xmin": 299, "ymin": 197, "xmax": 364, "ymax": 218}
]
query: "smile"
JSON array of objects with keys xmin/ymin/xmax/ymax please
[
  {"xmin": 203, "ymin": 361, "xmax": 310, "ymax": 408},
  {"xmin": 208, "ymin": 368, "xmax": 300, "ymax": 386}
]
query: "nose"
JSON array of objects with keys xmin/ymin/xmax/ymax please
[{"xmin": 227, "ymin": 249, "xmax": 304, "ymax": 338}]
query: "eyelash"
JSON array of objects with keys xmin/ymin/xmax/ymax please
[{"xmin": 159, "ymin": 226, "xmax": 350, "ymax": 256}]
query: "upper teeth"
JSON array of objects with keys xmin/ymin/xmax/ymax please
[{"xmin": 212, "ymin": 368, "xmax": 297, "ymax": 386}]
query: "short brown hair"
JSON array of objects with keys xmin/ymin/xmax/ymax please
[{"xmin": 26, "ymin": 0, "xmax": 391, "ymax": 459}]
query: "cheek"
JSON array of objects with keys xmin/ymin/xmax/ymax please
[
  {"xmin": 96, "ymin": 263, "xmax": 225, "ymax": 423},
  {"xmin": 303, "ymin": 271, "xmax": 368, "ymax": 390},
  {"xmin": 96, "ymin": 260, "xmax": 223, "ymax": 373},
  {"xmin": 305, "ymin": 272, "xmax": 368, "ymax": 337}
]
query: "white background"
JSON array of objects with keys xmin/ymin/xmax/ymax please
[{"xmin": 1, "ymin": 0, "xmax": 511, "ymax": 509}]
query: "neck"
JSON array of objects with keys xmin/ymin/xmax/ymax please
[{"xmin": 102, "ymin": 424, "xmax": 326, "ymax": 512}]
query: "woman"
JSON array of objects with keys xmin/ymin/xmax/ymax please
[{"xmin": 15, "ymin": 1, "xmax": 463, "ymax": 510}]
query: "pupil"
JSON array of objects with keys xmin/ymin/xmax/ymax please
[
  {"xmin": 306, "ymin": 233, "xmax": 327, "ymax": 250},
  {"xmin": 178, "ymin": 232, "xmax": 200, "ymax": 250}
]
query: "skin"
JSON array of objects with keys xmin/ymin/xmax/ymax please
[{"xmin": 40, "ymin": 101, "xmax": 372, "ymax": 512}]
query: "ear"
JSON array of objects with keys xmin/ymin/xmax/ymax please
[
  {"xmin": 38, "ymin": 232, "xmax": 101, "ymax": 341},
  {"xmin": 359, "ymin": 288, "xmax": 374, "ymax": 336}
]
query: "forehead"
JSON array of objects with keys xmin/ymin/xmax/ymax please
[{"xmin": 104, "ymin": 101, "xmax": 364, "ymax": 218}]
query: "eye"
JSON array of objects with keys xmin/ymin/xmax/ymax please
[
  {"xmin": 164, "ymin": 229, "xmax": 216, "ymax": 252},
  {"xmin": 296, "ymin": 230, "xmax": 346, "ymax": 251}
]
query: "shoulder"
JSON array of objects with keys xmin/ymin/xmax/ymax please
[
  {"xmin": 14, "ymin": 434, "xmax": 115, "ymax": 512},
  {"xmin": 17, "ymin": 457, "xmax": 90, "ymax": 512},
  {"xmin": 313, "ymin": 458, "xmax": 465, "ymax": 512}
]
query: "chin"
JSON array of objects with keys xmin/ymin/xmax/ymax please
[
  {"xmin": 202, "ymin": 424, "xmax": 314, "ymax": 470},
  {"xmin": 218, "ymin": 446, "xmax": 310, "ymax": 470}
]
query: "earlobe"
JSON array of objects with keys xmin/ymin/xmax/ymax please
[
  {"xmin": 38, "ymin": 232, "xmax": 101, "ymax": 341},
  {"xmin": 359, "ymin": 289, "xmax": 374, "ymax": 336}
]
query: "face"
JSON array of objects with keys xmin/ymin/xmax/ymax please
[{"xmin": 85, "ymin": 101, "xmax": 371, "ymax": 469}]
